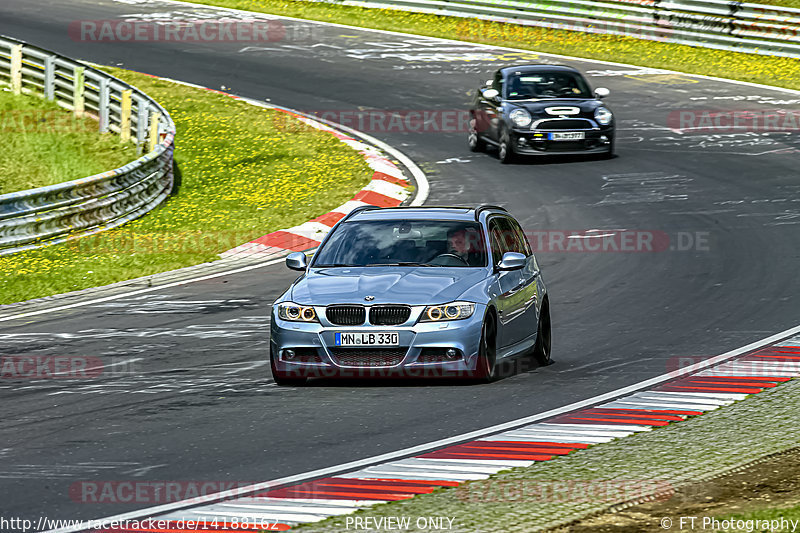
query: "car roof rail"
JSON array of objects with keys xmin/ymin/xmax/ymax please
[
  {"xmin": 474, "ymin": 204, "xmax": 508, "ymax": 221},
  {"xmin": 340, "ymin": 205, "xmax": 379, "ymax": 223}
]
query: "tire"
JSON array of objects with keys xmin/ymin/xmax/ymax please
[
  {"xmin": 498, "ymin": 130, "xmax": 516, "ymax": 164},
  {"xmin": 474, "ymin": 312, "xmax": 498, "ymax": 382},
  {"xmin": 468, "ymin": 117, "xmax": 486, "ymax": 152},
  {"xmin": 270, "ymin": 346, "xmax": 307, "ymax": 386},
  {"xmin": 600, "ymin": 135, "xmax": 615, "ymax": 160},
  {"xmin": 532, "ymin": 300, "xmax": 552, "ymax": 366}
]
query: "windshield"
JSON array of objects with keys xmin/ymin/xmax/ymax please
[
  {"xmin": 313, "ymin": 220, "xmax": 488, "ymax": 268},
  {"xmin": 505, "ymin": 71, "xmax": 591, "ymax": 100}
]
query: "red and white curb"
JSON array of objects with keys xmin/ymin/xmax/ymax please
[
  {"xmin": 115, "ymin": 70, "xmax": 418, "ymax": 261},
  {"xmin": 83, "ymin": 334, "xmax": 800, "ymax": 531}
]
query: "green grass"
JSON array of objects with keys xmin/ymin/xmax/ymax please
[
  {"xmin": 747, "ymin": 0, "xmax": 800, "ymax": 7},
  {"xmin": 177, "ymin": 0, "xmax": 800, "ymax": 91},
  {"xmin": 0, "ymin": 88, "xmax": 136, "ymax": 194},
  {"xmin": 0, "ymin": 69, "xmax": 373, "ymax": 305}
]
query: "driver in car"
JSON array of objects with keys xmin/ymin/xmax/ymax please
[{"xmin": 446, "ymin": 227, "xmax": 481, "ymax": 265}]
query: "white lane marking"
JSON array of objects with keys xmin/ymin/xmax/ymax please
[
  {"xmin": 720, "ymin": 361, "xmax": 800, "ymax": 369},
  {"xmin": 696, "ymin": 370, "xmax": 800, "ymax": 377},
  {"xmin": 231, "ymin": 497, "xmax": 387, "ymax": 507},
  {"xmin": 0, "ymin": 256, "xmax": 283, "ymax": 324},
  {"xmin": 630, "ymin": 392, "xmax": 734, "ymax": 403},
  {"xmin": 598, "ymin": 401, "xmax": 720, "ymax": 411},
  {"xmin": 643, "ymin": 391, "xmax": 749, "ymax": 400},
  {"xmin": 224, "ymin": 360, "xmax": 267, "ymax": 374},
  {"xmin": 398, "ymin": 457, "xmax": 529, "ymax": 469},
  {"xmin": 215, "ymin": 504, "xmax": 358, "ymax": 517},
  {"xmin": 506, "ymin": 426, "xmax": 635, "ymax": 437},
  {"xmin": 535, "ymin": 423, "xmax": 653, "ymax": 432},
  {"xmin": 346, "ymin": 468, "xmax": 488, "ymax": 481},
  {"xmin": 481, "ymin": 433, "xmax": 615, "ymax": 444},
  {"xmin": 387, "ymin": 458, "xmax": 529, "ymax": 471},
  {"xmin": 168, "ymin": 508, "xmax": 325, "ymax": 523}
]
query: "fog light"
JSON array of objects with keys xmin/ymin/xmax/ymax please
[
  {"xmin": 284, "ymin": 349, "xmax": 296, "ymax": 360},
  {"xmin": 446, "ymin": 348, "xmax": 458, "ymax": 359},
  {"xmin": 600, "ymin": 135, "xmax": 609, "ymax": 144}
]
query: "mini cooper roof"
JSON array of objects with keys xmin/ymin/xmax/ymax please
[{"xmin": 499, "ymin": 64, "xmax": 581, "ymax": 75}]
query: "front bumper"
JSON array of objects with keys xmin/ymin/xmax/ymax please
[
  {"xmin": 270, "ymin": 304, "xmax": 486, "ymax": 379},
  {"xmin": 511, "ymin": 127, "xmax": 613, "ymax": 155}
]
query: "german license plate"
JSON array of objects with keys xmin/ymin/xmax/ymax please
[
  {"xmin": 335, "ymin": 332, "xmax": 399, "ymax": 346},
  {"xmin": 549, "ymin": 131, "xmax": 585, "ymax": 141}
]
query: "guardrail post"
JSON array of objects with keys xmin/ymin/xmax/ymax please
[
  {"xmin": 44, "ymin": 56, "xmax": 55, "ymax": 100},
  {"xmin": 120, "ymin": 89, "xmax": 132, "ymax": 143},
  {"xmin": 73, "ymin": 67, "xmax": 85, "ymax": 116},
  {"xmin": 136, "ymin": 100, "xmax": 149, "ymax": 152},
  {"xmin": 98, "ymin": 78, "xmax": 110, "ymax": 133},
  {"xmin": 10, "ymin": 44, "xmax": 23, "ymax": 95},
  {"xmin": 148, "ymin": 110, "xmax": 160, "ymax": 152}
]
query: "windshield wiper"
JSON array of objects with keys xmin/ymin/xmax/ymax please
[
  {"xmin": 367, "ymin": 262, "xmax": 438, "ymax": 267},
  {"xmin": 313, "ymin": 263, "xmax": 353, "ymax": 267}
]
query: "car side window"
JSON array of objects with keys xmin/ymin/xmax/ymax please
[
  {"xmin": 507, "ymin": 218, "xmax": 532, "ymax": 256},
  {"xmin": 495, "ymin": 218, "xmax": 525, "ymax": 255},
  {"xmin": 488, "ymin": 219, "xmax": 506, "ymax": 266}
]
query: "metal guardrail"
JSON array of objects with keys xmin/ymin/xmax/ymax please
[
  {"xmin": 0, "ymin": 35, "xmax": 175, "ymax": 256},
  {"xmin": 320, "ymin": 0, "xmax": 800, "ymax": 57}
]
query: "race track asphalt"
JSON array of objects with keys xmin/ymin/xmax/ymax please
[{"xmin": 0, "ymin": 0, "xmax": 799, "ymax": 523}]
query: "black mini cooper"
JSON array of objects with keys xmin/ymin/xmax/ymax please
[{"xmin": 468, "ymin": 64, "xmax": 615, "ymax": 163}]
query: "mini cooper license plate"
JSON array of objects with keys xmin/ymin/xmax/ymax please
[
  {"xmin": 335, "ymin": 332, "xmax": 399, "ymax": 346},
  {"xmin": 549, "ymin": 131, "xmax": 585, "ymax": 141}
]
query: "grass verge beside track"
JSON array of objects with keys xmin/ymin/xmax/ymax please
[
  {"xmin": 0, "ymin": 68, "xmax": 372, "ymax": 305},
  {"xmin": 0, "ymin": 88, "xmax": 136, "ymax": 194},
  {"xmin": 178, "ymin": 0, "xmax": 800, "ymax": 91},
  {"xmin": 556, "ymin": 447, "xmax": 800, "ymax": 532}
]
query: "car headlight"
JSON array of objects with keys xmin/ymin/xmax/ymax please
[
  {"xmin": 420, "ymin": 302, "xmax": 476, "ymax": 322},
  {"xmin": 509, "ymin": 108, "xmax": 532, "ymax": 128},
  {"xmin": 277, "ymin": 302, "xmax": 318, "ymax": 322},
  {"xmin": 594, "ymin": 106, "xmax": 613, "ymax": 125}
]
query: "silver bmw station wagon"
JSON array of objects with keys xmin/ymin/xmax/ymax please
[{"xmin": 270, "ymin": 205, "xmax": 551, "ymax": 385}]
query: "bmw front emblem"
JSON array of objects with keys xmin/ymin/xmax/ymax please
[{"xmin": 365, "ymin": 295, "xmax": 375, "ymax": 301}]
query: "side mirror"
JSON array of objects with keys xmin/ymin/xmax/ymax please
[
  {"xmin": 594, "ymin": 87, "xmax": 610, "ymax": 99},
  {"xmin": 482, "ymin": 88, "xmax": 500, "ymax": 101},
  {"xmin": 497, "ymin": 251, "xmax": 526, "ymax": 271},
  {"xmin": 286, "ymin": 251, "xmax": 308, "ymax": 271}
]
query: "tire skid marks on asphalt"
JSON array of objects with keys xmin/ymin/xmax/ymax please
[
  {"xmin": 89, "ymin": 295, "xmax": 258, "ymax": 314},
  {"xmin": 98, "ymin": 335, "xmax": 800, "ymax": 531}
]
